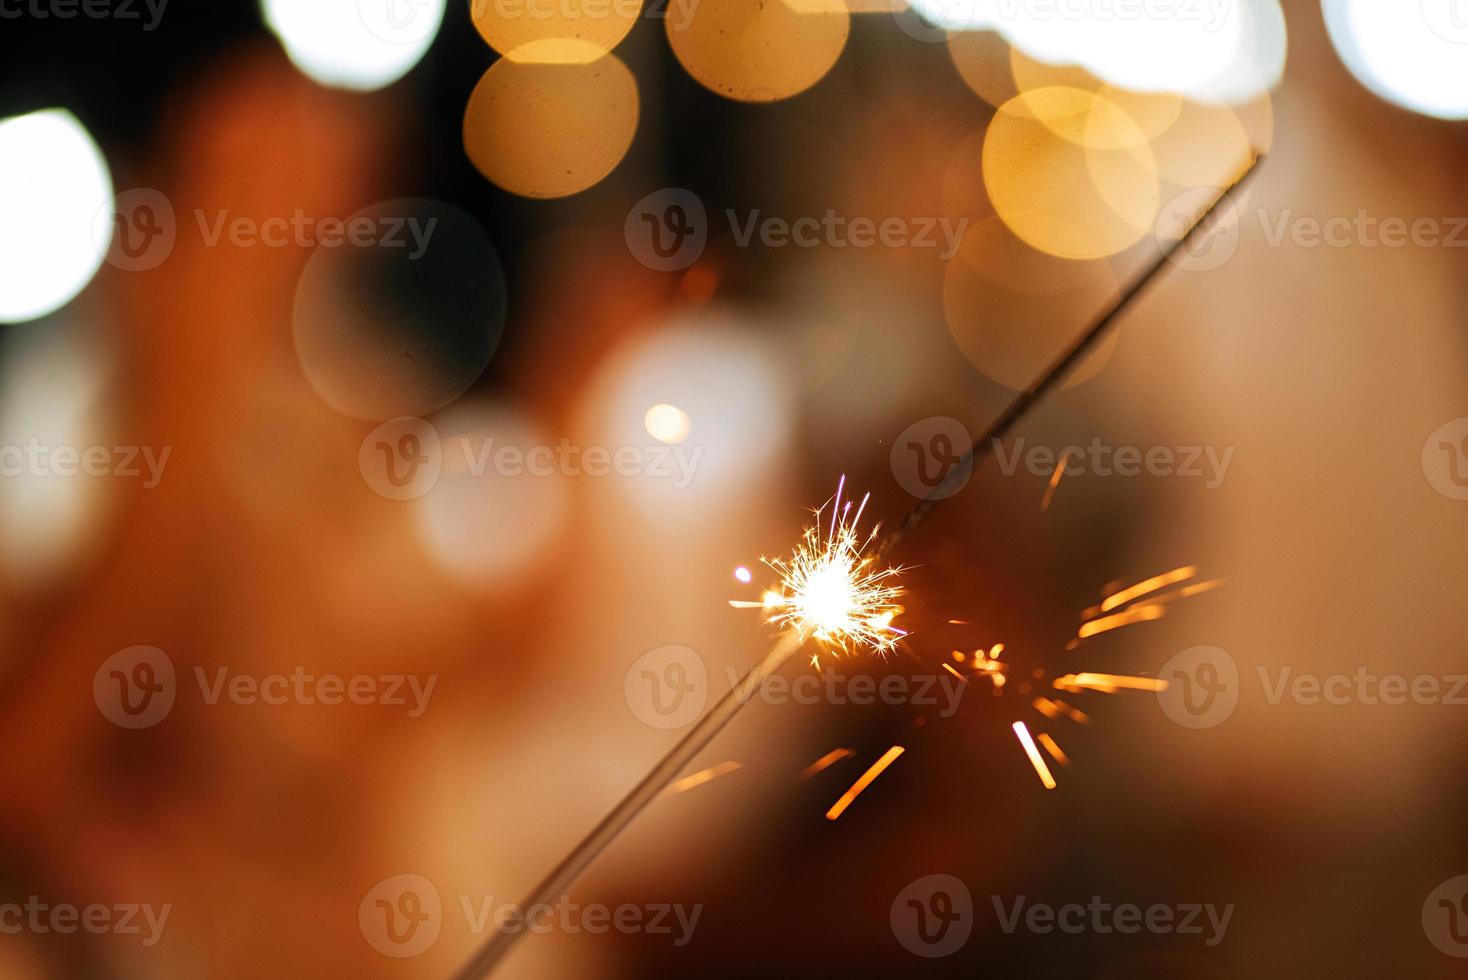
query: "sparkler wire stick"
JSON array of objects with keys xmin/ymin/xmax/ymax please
[
  {"xmin": 449, "ymin": 155, "xmax": 1263, "ymax": 980},
  {"xmin": 876, "ymin": 155, "xmax": 1264, "ymax": 559}
]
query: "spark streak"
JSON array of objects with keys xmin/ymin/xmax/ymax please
[
  {"xmin": 1012, "ymin": 722, "xmax": 1057, "ymax": 789},
  {"xmin": 825, "ymin": 745, "xmax": 905, "ymax": 820},
  {"xmin": 1077, "ymin": 603, "xmax": 1166, "ymax": 639},
  {"xmin": 1053, "ymin": 672, "xmax": 1169, "ymax": 694},
  {"xmin": 664, "ymin": 761, "xmax": 742, "ymax": 796},
  {"xmin": 800, "ymin": 747, "xmax": 854, "ymax": 779},
  {"xmin": 1100, "ymin": 565, "xmax": 1198, "ymax": 612}
]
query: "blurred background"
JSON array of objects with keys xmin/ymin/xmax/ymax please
[{"xmin": 0, "ymin": 0, "xmax": 1466, "ymax": 976}]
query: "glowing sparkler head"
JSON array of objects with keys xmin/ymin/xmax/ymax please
[{"xmin": 763, "ymin": 477, "xmax": 905, "ymax": 655}]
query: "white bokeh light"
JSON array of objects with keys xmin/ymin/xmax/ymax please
[
  {"xmin": 262, "ymin": 0, "xmax": 446, "ymax": 91},
  {"xmin": 0, "ymin": 110, "xmax": 113, "ymax": 324},
  {"xmin": 1323, "ymin": 0, "xmax": 1468, "ymax": 120},
  {"xmin": 920, "ymin": 0, "xmax": 1285, "ymax": 102}
]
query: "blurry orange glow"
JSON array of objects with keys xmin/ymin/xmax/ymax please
[
  {"xmin": 943, "ymin": 218, "xmax": 1121, "ymax": 390},
  {"xmin": 1054, "ymin": 672, "xmax": 1169, "ymax": 693},
  {"xmin": 1012, "ymin": 721, "xmax": 1057, "ymax": 789},
  {"xmin": 1101, "ymin": 565, "xmax": 1198, "ymax": 612},
  {"xmin": 667, "ymin": 0, "xmax": 849, "ymax": 103},
  {"xmin": 463, "ymin": 56, "xmax": 638, "ymax": 199},
  {"xmin": 825, "ymin": 745, "xmax": 904, "ymax": 820},
  {"xmin": 643, "ymin": 402, "xmax": 692, "ymax": 445},
  {"xmin": 471, "ymin": 0, "xmax": 638, "ymax": 63},
  {"xmin": 947, "ymin": 30, "xmax": 1019, "ymax": 107},
  {"xmin": 983, "ymin": 87, "xmax": 1159, "ymax": 260},
  {"xmin": 1036, "ymin": 732, "xmax": 1070, "ymax": 767},
  {"xmin": 1040, "ymin": 448, "xmax": 1073, "ymax": 512}
]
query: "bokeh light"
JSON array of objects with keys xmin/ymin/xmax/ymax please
[
  {"xmin": 261, "ymin": 0, "xmax": 444, "ymax": 91},
  {"xmin": 0, "ymin": 109, "xmax": 112, "ymax": 324},
  {"xmin": 463, "ymin": 56, "xmax": 639, "ymax": 198},
  {"xmin": 293, "ymin": 199, "xmax": 507, "ymax": 420},
  {"xmin": 982, "ymin": 87, "xmax": 1160, "ymax": 260},
  {"xmin": 470, "ymin": 0, "xmax": 639, "ymax": 63},
  {"xmin": 643, "ymin": 403, "xmax": 692, "ymax": 445},
  {"xmin": 942, "ymin": 216, "xmax": 1121, "ymax": 390},
  {"xmin": 1323, "ymin": 0, "xmax": 1468, "ymax": 120},
  {"xmin": 666, "ymin": 0, "xmax": 850, "ymax": 103}
]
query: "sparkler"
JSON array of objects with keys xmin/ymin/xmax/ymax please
[{"xmin": 448, "ymin": 157, "xmax": 1263, "ymax": 980}]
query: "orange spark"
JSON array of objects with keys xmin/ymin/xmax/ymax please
[
  {"xmin": 1100, "ymin": 565, "xmax": 1198, "ymax": 613},
  {"xmin": 1037, "ymin": 732, "xmax": 1070, "ymax": 767},
  {"xmin": 942, "ymin": 663, "xmax": 970, "ymax": 685},
  {"xmin": 1054, "ymin": 672, "xmax": 1169, "ymax": 694},
  {"xmin": 664, "ymin": 761, "xmax": 741, "ymax": 796},
  {"xmin": 800, "ymin": 748, "xmax": 854, "ymax": 779},
  {"xmin": 1040, "ymin": 449, "xmax": 1075, "ymax": 512},
  {"xmin": 1077, "ymin": 604, "xmax": 1166, "ymax": 639},
  {"xmin": 1013, "ymin": 722, "xmax": 1057, "ymax": 789},
  {"xmin": 825, "ymin": 745, "xmax": 905, "ymax": 820}
]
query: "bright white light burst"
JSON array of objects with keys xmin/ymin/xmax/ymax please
[{"xmin": 755, "ymin": 477, "xmax": 905, "ymax": 656}]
